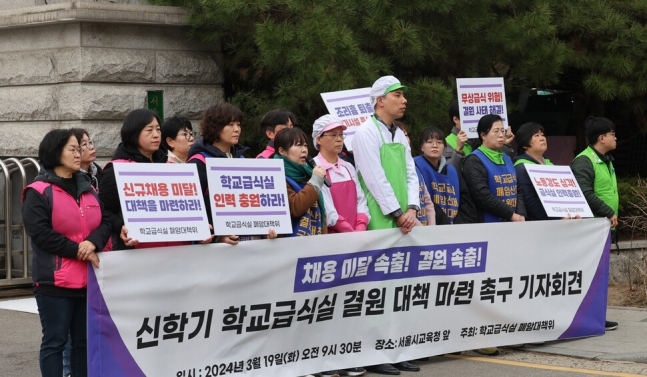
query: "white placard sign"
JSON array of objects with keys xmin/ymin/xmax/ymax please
[
  {"xmin": 113, "ymin": 162, "xmax": 211, "ymax": 243},
  {"xmin": 456, "ymin": 77, "xmax": 509, "ymax": 139},
  {"xmin": 320, "ymin": 87, "xmax": 372, "ymax": 151},
  {"xmin": 524, "ymin": 164, "xmax": 594, "ymax": 218},
  {"xmin": 205, "ymin": 158, "xmax": 293, "ymax": 236}
]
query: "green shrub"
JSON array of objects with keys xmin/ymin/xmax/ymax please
[
  {"xmin": 618, "ymin": 176, "xmax": 646, "ymax": 218},
  {"xmin": 618, "ymin": 176, "xmax": 647, "ymax": 239}
]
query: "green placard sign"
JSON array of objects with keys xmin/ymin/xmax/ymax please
[{"xmin": 147, "ymin": 91, "xmax": 164, "ymax": 122}]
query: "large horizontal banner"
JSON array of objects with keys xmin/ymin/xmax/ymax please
[{"xmin": 88, "ymin": 219, "xmax": 610, "ymax": 377}]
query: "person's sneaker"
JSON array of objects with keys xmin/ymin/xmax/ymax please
[
  {"xmin": 605, "ymin": 320, "xmax": 618, "ymax": 331},
  {"xmin": 474, "ymin": 347, "xmax": 499, "ymax": 356},
  {"xmin": 339, "ymin": 367, "xmax": 366, "ymax": 376}
]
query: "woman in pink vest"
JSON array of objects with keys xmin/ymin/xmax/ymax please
[
  {"xmin": 310, "ymin": 115, "xmax": 368, "ymax": 377},
  {"xmin": 23, "ymin": 129, "xmax": 112, "ymax": 377},
  {"xmin": 311, "ymin": 114, "xmax": 370, "ymax": 233}
]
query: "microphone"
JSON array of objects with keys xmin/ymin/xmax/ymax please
[{"xmin": 306, "ymin": 157, "xmax": 331, "ymax": 187}]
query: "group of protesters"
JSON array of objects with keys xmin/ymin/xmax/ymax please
[{"xmin": 22, "ymin": 75, "xmax": 619, "ymax": 377}]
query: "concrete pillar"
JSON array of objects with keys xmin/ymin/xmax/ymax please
[
  {"xmin": 0, "ymin": 1, "xmax": 223, "ymax": 159},
  {"xmin": 0, "ymin": 1, "xmax": 222, "ymax": 283}
]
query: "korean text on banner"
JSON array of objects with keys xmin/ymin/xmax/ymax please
[
  {"xmin": 524, "ymin": 164, "xmax": 594, "ymax": 218},
  {"xmin": 88, "ymin": 219, "xmax": 610, "ymax": 377},
  {"xmin": 456, "ymin": 77, "xmax": 508, "ymax": 139},
  {"xmin": 205, "ymin": 158, "xmax": 292, "ymax": 235},
  {"xmin": 320, "ymin": 88, "xmax": 372, "ymax": 151},
  {"xmin": 113, "ymin": 163, "xmax": 211, "ymax": 242}
]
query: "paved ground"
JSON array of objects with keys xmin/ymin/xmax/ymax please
[{"xmin": 1, "ymin": 303, "xmax": 646, "ymax": 377}]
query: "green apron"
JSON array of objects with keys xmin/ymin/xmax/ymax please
[{"xmin": 358, "ymin": 117, "xmax": 409, "ymax": 230}]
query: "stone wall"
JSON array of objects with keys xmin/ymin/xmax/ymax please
[
  {"xmin": 0, "ymin": 1, "xmax": 223, "ymax": 159},
  {"xmin": 0, "ymin": 2, "xmax": 222, "ymax": 284}
]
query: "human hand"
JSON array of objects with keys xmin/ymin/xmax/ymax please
[
  {"xmin": 198, "ymin": 234, "xmax": 215, "ymax": 244},
  {"xmin": 510, "ymin": 213, "xmax": 525, "ymax": 222},
  {"xmin": 77, "ymin": 240, "xmax": 96, "ymax": 260},
  {"xmin": 312, "ymin": 166, "xmax": 326, "ymax": 178},
  {"xmin": 562, "ymin": 213, "xmax": 582, "ymax": 220},
  {"xmin": 120, "ymin": 226, "xmax": 139, "ymax": 247},
  {"xmin": 217, "ymin": 235, "xmax": 240, "ymax": 245},
  {"xmin": 456, "ymin": 130, "xmax": 468, "ymax": 152},
  {"xmin": 396, "ymin": 209, "xmax": 418, "ymax": 234},
  {"xmin": 504, "ymin": 128, "xmax": 515, "ymax": 145},
  {"xmin": 86, "ymin": 252, "xmax": 100, "ymax": 269},
  {"xmin": 198, "ymin": 224, "xmax": 215, "ymax": 244},
  {"xmin": 267, "ymin": 229, "xmax": 277, "ymax": 239},
  {"xmin": 609, "ymin": 215, "xmax": 618, "ymax": 228}
]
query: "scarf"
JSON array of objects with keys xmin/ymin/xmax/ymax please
[
  {"xmin": 274, "ymin": 154, "xmax": 326, "ymax": 220},
  {"xmin": 477, "ymin": 145, "xmax": 505, "ymax": 165}
]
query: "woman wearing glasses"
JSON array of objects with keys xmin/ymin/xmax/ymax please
[
  {"xmin": 462, "ymin": 114, "xmax": 526, "ymax": 225},
  {"xmin": 311, "ymin": 115, "xmax": 370, "ymax": 234},
  {"xmin": 460, "ymin": 114, "xmax": 527, "ymax": 357},
  {"xmin": 71, "ymin": 129, "xmax": 101, "ymax": 192},
  {"xmin": 22, "ymin": 129, "xmax": 112, "ymax": 377},
  {"xmin": 162, "ymin": 116, "xmax": 195, "ymax": 163},
  {"xmin": 414, "ymin": 126, "xmax": 476, "ymax": 225}
]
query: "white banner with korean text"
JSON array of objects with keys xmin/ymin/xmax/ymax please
[
  {"xmin": 205, "ymin": 158, "xmax": 292, "ymax": 236},
  {"xmin": 524, "ymin": 164, "xmax": 594, "ymax": 218},
  {"xmin": 88, "ymin": 219, "xmax": 610, "ymax": 377},
  {"xmin": 112, "ymin": 163, "xmax": 211, "ymax": 243},
  {"xmin": 320, "ymin": 88, "xmax": 373, "ymax": 151},
  {"xmin": 456, "ymin": 77, "xmax": 509, "ymax": 139}
]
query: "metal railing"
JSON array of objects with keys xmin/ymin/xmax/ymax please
[{"xmin": 0, "ymin": 158, "xmax": 40, "ymax": 287}]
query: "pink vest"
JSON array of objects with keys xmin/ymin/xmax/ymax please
[
  {"xmin": 256, "ymin": 145, "xmax": 275, "ymax": 159},
  {"xmin": 24, "ymin": 181, "xmax": 111, "ymax": 289}
]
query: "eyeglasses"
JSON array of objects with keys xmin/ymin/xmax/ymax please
[
  {"xmin": 424, "ymin": 139, "xmax": 443, "ymax": 146},
  {"xmin": 320, "ymin": 133, "xmax": 345, "ymax": 140},
  {"xmin": 490, "ymin": 129, "xmax": 506, "ymax": 135},
  {"xmin": 182, "ymin": 131, "xmax": 196, "ymax": 140},
  {"xmin": 81, "ymin": 140, "xmax": 95, "ymax": 150},
  {"xmin": 68, "ymin": 147, "xmax": 83, "ymax": 156}
]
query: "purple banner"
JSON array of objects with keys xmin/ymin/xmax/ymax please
[
  {"xmin": 463, "ymin": 118, "xmax": 507, "ymax": 124},
  {"xmin": 215, "ymin": 211, "xmax": 287, "ymax": 216},
  {"xmin": 294, "ymin": 242, "xmax": 488, "ymax": 293},
  {"xmin": 527, "ymin": 169, "xmax": 572, "ymax": 174},
  {"xmin": 459, "ymin": 84, "xmax": 503, "ymax": 88},
  {"xmin": 127, "ymin": 217, "xmax": 203, "ymax": 222},
  {"xmin": 211, "ymin": 167, "xmax": 282, "ymax": 172},
  {"xmin": 326, "ymin": 94, "xmax": 370, "ymax": 102}
]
